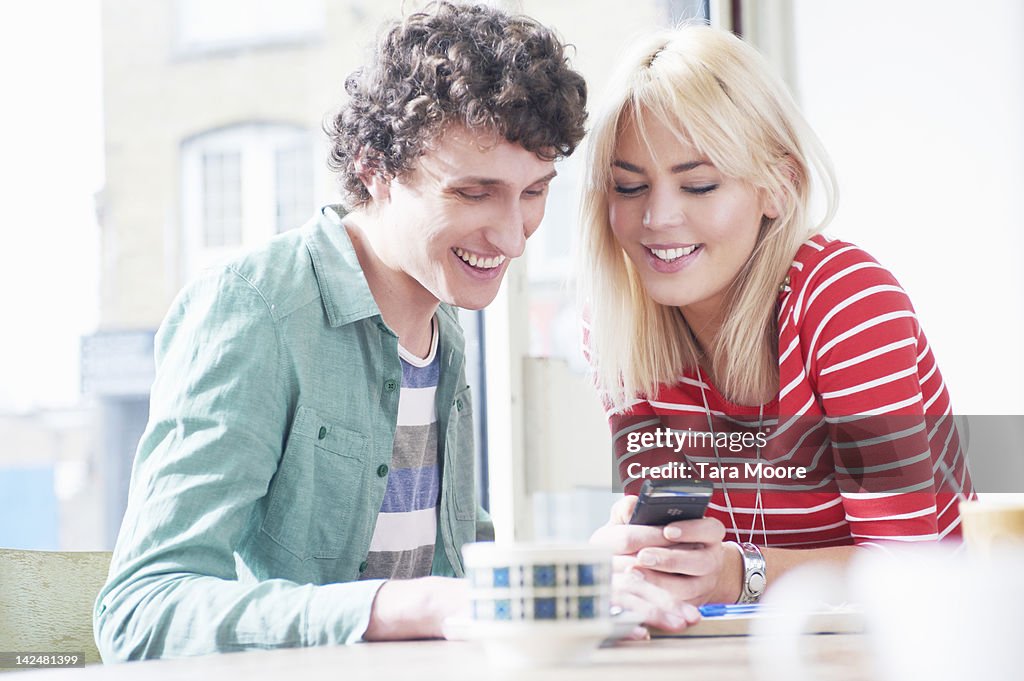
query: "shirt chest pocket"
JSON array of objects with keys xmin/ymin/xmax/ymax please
[{"xmin": 261, "ymin": 405, "xmax": 369, "ymax": 560}]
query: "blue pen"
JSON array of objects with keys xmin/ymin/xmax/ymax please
[{"xmin": 698, "ymin": 603, "xmax": 762, "ymax": 617}]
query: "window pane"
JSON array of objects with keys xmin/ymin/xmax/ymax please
[
  {"xmin": 176, "ymin": 0, "xmax": 325, "ymax": 53},
  {"xmin": 201, "ymin": 150, "xmax": 242, "ymax": 247},
  {"xmin": 274, "ymin": 142, "xmax": 313, "ymax": 233}
]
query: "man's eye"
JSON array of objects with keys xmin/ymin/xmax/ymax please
[
  {"xmin": 613, "ymin": 185, "xmax": 646, "ymax": 196},
  {"xmin": 457, "ymin": 189, "xmax": 490, "ymax": 200},
  {"xmin": 523, "ymin": 185, "xmax": 549, "ymax": 198}
]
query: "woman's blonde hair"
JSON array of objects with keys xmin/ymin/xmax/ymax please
[{"xmin": 579, "ymin": 25, "xmax": 838, "ymax": 409}]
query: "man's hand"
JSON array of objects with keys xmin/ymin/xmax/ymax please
[
  {"xmin": 591, "ymin": 495, "xmax": 739, "ymax": 632},
  {"xmin": 363, "ymin": 576, "xmax": 469, "ymax": 641}
]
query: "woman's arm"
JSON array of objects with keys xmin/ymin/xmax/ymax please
[{"xmin": 591, "ymin": 495, "xmax": 860, "ymax": 631}]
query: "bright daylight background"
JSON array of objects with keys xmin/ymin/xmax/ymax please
[
  {"xmin": 0, "ymin": 1, "xmax": 102, "ymax": 412},
  {"xmin": 0, "ymin": 0, "xmax": 1021, "ymax": 552}
]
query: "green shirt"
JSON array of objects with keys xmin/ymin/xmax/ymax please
[{"xmin": 94, "ymin": 206, "xmax": 486, "ymax": 661}]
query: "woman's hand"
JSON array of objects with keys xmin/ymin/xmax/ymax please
[{"xmin": 591, "ymin": 495, "xmax": 739, "ymax": 632}]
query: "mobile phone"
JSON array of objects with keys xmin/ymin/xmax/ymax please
[{"xmin": 628, "ymin": 479, "xmax": 714, "ymax": 526}]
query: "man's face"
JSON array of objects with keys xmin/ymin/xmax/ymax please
[{"xmin": 374, "ymin": 125, "xmax": 557, "ymax": 310}]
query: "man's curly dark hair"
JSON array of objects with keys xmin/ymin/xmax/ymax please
[{"xmin": 328, "ymin": 1, "xmax": 588, "ymax": 207}]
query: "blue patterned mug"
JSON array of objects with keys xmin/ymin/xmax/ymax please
[{"xmin": 462, "ymin": 543, "xmax": 612, "ymax": 622}]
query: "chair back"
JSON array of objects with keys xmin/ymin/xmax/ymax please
[{"xmin": 0, "ymin": 549, "xmax": 112, "ymax": 666}]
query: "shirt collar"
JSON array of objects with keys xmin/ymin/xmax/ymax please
[
  {"xmin": 302, "ymin": 205, "xmax": 380, "ymax": 327},
  {"xmin": 303, "ymin": 206, "xmax": 466, "ymax": 357}
]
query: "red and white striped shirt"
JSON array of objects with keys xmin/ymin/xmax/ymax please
[{"xmin": 605, "ymin": 235, "xmax": 974, "ymax": 549}]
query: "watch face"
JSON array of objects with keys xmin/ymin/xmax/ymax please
[{"xmin": 748, "ymin": 570, "xmax": 767, "ymax": 595}]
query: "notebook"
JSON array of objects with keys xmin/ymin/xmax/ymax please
[{"xmin": 650, "ymin": 605, "xmax": 865, "ymax": 637}]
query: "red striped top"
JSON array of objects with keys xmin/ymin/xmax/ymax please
[{"xmin": 603, "ymin": 235, "xmax": 974, "ymax": 549}]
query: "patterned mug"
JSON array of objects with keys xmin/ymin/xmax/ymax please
[{"xmin": 461, "ymin": 542, "xmax": 612, "ymax": 622}]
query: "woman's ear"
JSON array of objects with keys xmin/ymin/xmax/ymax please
[
  {"xmin": 760, "ymin": 184, "xmax": 782, "ymax": 220},
  {"xmin": 763, "ymin": 155, "xmax": 800, "ymax": 220}
]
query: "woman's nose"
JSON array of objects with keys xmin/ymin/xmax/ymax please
[{"xmin": 643, "ymin": 189, "xmax": 686, "ymax": 230}]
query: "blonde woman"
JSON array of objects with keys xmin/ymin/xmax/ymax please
[{"xmin": 582, "ymin": 25, "xmax": 974, "ymax": 630}]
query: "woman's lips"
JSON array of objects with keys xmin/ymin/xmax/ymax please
[{"xmin": 644, "ymin": 244, "xmax": 703, "ymax": 273}]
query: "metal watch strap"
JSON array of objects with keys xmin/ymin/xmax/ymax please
[{"xmin": 728, "ymin": 541, "xmax": 767, "ymax": 604}]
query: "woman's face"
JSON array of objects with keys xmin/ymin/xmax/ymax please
[{"xmin": 608, "ymin": 111, "xmax": 776, "ymax": 327}]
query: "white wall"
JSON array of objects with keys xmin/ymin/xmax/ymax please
[{"xmin": 791, "ymin": 0, "xmax": 1024, "ymax": 414}]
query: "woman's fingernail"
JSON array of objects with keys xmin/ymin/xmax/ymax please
[
  {"xmin": 666, "ymin": 613, "xmax": 686, "ymax": 628},
  {"xmin": 679, "ymin": 603, "xmax": 700, "ymax": 620},
  {"xmin": 628, "ymin": 569, "xmax": 645, "ymax": 583},
  {"xmin": 665, "ymin": 526, "xmax": 683, "ymax": 540},
  {"xmin": 639, "ymin": 551, "xmax": 658, "ymax": 566}
]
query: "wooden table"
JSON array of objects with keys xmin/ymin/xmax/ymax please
[{"xmin": 14, "ymin": 634, "xmax": 870, "ymax": 680}]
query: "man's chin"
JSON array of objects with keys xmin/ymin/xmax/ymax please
[
  {"xmin": 441, "ymin": 289, "xmax": 500, "ymax": 311},
  {"xmin": 446, "ymin": 298, "xmax": 495, "ymax": 311}
]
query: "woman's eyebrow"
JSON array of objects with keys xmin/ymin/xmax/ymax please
[
  {"xmin": 612, "ymin": 159, "xmax": 707, "ymax": 174},
  {"xmin": 612, "ymin": 160, "xmax": 643, "ymax": 173},
  {"xmin": 670, "ymin": 161, "xmax": 707, "ymax": 173}
]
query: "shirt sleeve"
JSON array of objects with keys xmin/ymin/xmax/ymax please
[
  {"xmin": 93, "ymin": 267, "xmax": 384, "ymax": 661},
  {"xmin": 799, "ymin": 245, "xmax": 960, "ymax": 544}
]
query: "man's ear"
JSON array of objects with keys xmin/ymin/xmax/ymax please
[
  {"xmin": 356, "ymin": 155, "xmax": 390, "ymax": 203},
  {"xmin": 364, "ymin": 172, "xmax": 391, "ymax": 203}
]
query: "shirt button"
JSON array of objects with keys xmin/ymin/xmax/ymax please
[
  {"xmin": 377, "ymin": 464, "xmax": 389, "ymax": 478},
  {"xmin": 317, "ymin": 426, "xmax": 327, "ymax": 440},
  {"xmin": 359, "ymin": 560, "xmax": 368, "ymax": 573},
  {"xmin": 384, "ymin": 379, "xmax": 398, "ymax": 393}
]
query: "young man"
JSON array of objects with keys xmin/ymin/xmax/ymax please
[{"xmin": 94, "ymin": 2, "xmax": 587, "ymax": 660}]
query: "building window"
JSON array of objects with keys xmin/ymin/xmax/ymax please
[
  {"xmin": 201, "ymin": 151, "xmax": 242, "ymax": 247},
  {"xmin": 181, "ymin": 123, "xmax": 321, "ymax": 281},
  {"xmin": 274, "ymin": 142, "xmax": 313, "ymax": 234},
  {"xmin": 174, "ymin": 0, "xmax": 325, "ymax": 56},
  {"xmin": 664, "ymin": 0, "xmax": 710, "ymax": 25}
]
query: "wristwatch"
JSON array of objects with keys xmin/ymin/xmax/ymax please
[{"xmin": 728, "ymin": 541, "xmax": 767, "ymax": 603}]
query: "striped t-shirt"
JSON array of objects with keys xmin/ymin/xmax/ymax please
[
  {"xmin": 602, "ymin": 235, "xmax": 975, "ymax": 549},
  {"xmin": 361, "ymin": 319, "xmax": 440, "ymax": 579}
]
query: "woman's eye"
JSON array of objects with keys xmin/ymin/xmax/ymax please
[
  {"xmin": 613, "ymin": 185, "xmax": 646, "ymax": 196},
  {"xmin": 684, "ymin": 184, "xmax": 718, "ymax": 195}
]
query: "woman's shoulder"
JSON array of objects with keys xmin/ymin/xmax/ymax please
[
  {"xmin": 787, "ymin": 234, "xmax": 905, "ymax": 306},
  {"xmin": 782, "ymin": 234, "xmax": 918, "ymax": 347},
  {"xmin": 790, "ymin": 234, "xmax": 886, "ymax": 276}
]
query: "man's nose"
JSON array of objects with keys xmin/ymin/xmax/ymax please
[{"xmin": 488, "ymin": 201, "xmax": 528, "ymax": 258}]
